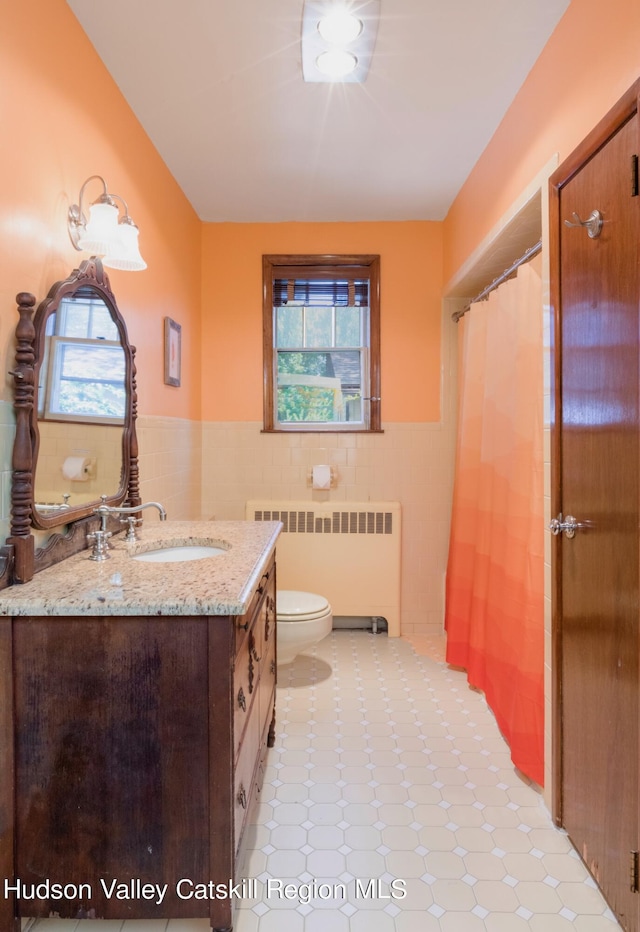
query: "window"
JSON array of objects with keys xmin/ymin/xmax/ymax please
[
  {"xmin": 263, "ymin": 255, "xmax": 381, "ymax": 431},
  {"xmin": 38, "ymin": 287, "xmax": 126, "ymax": 425}
]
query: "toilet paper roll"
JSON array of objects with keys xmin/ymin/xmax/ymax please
[
  {"xmin": 62, "ymin": 456, "xmax": 90, "ymax": 482},
  {"xmin": 312, "ymin": 464, "xmax": 332, "ymax": 490}
]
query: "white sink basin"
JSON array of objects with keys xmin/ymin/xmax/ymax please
[{"xmin": 132, "ymin": 543, "xmax": 228, "ymax": 563}]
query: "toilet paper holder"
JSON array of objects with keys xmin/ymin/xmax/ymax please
[
  {"xmin": 61, "ymin": 455, "xmax": 97, "ymax": 482},
  {"xmin": 307, "ymin": 465, "xmax": 337, "ymax": 490}
]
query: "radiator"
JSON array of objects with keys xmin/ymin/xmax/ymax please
[{"xmin": 246, "ymin": 500, "xmax": 401, "ymax": 637}]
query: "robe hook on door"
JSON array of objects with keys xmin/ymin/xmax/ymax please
[{"xmin": 564, "ymin": 209, "xmax": 603, "ymax": 238}]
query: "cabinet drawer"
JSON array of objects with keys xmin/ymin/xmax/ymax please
[
  {"xmin": 235, "ymin": 561, "xmax": 274, "ymax": 654},
  {"xmin": 251, "ymin": 583, "xmax": 275, "ymax": 677},
  {"xmin": 233, "ymin": 582, "xmax": 275, "ymax": 761},
  {"xmin": 233, "ymin": 633, "xmax": 254, "ymax": 761},
  {"xmin": 259, "ymin": 605, "xmax": 277, "ymax": 739},
  {"xmin": 234, "ymin": 709, "xmax": 260, "ymax": 854}
]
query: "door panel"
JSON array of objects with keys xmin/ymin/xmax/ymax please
[{"xmin": 557, "ymin": 113, "xmax": 639, "ymax": 929}]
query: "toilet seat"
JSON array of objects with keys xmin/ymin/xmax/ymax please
[{"xmin": 277, "ymin": 590, "xmax": 331, "ymax": 622}]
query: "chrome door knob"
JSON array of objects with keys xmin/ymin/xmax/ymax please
[{"xmin": 549, "ymin": 513, "xmax": 586, "ymax": 539}]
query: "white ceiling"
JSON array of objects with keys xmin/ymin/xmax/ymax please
[{"xmin": 66, "ymin": 0, "xmax": 570, "ymax": 223}]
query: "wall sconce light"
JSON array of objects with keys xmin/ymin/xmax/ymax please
[
  {"xmin": 301, "ymin": 0, "xmax": 380, "ymax": 83},
  {"xmin": 68, "ymin": 175, "xmax": 147, "ymax": 271}
]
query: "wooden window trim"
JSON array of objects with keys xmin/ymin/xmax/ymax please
[{"xmin": 262, "ymin": 254, "xmax": 381, "ymax": 433}]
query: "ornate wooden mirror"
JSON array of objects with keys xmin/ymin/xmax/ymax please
[{"xmin": 7, "ymin": 258, "xmax": 140, "ymax": 583}]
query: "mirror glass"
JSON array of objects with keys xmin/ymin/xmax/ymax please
[
  {"xmin": 16, "ymin": 259, "xmax": 136, "ymax": 531},
  {"xmin": 33, "ymin": 286, "xmax": 126, "ymax": 518}
]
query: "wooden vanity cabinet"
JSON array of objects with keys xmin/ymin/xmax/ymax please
[
  {"xmin": 223, "ymin": 560, "xmax": 278, "ymax": 882},
  {"xmin": 0, "ymin": 555, "xmax": 277, "ymax": 932}
]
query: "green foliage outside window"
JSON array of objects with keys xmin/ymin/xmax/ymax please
[
  {"xmin": 277, "ymin": 385, "xmax": 336, "ymax": 422},
  {"xmin": 276, "ymin": 348, "xmax": 363, "ymax": 423},
  {"xmin": 277, "ymin": 351, "xmax": 335, "ymax": 422}
]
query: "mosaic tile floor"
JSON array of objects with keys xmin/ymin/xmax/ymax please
[{"xmin": 26, "ymin": 630, "xmax": 620, "ymax": 932}]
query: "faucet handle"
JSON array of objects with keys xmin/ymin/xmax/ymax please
[
  {"xmin": 87, "ymin": 528, "xmax": 112, "ymax": 561},
  {"xmin": 120, "ymin": 515, "xmax": 140, "ymax": 541},
  {"xmin": 87, "ymin": 528, "xmax": 112, "ymax": 542}
]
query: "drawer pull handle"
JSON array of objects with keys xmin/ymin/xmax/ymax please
[
  {"xmin": 237, "ymin": 687, "xmax": 246, "ymax": 711},
  {"xmin": 237, "ymin": 619, "xmax": 249, "ymax": 631},
  {"xmin": 250, "ymin": 632, "xmax": 261, "ymax": 664},
  {"xmin": 270, "ymin": 660, "xmax": 276, "ymax": 676},
  {"xmin": 248, "ymin": 633, "xmax": 256, "ymax": 694},
  {"xmin": 256, "ymin": 570, "xmax": 270, "ymax": 595},
  {"xmin": 265, "ymin": 595, "xmax": 275, "ymax": 641},
  {"xmin": 237, "ymin": 785, "xmax": 247, "ymax": 809}
]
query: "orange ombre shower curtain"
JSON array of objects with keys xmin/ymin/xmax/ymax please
[{"xmin": 445, "ymin": 256, "xmax": 544, "ymax": 785}]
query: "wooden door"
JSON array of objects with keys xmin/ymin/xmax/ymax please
[{"xmin": 551, "ymin": 85, "xmax": 640, "ymax": 930}]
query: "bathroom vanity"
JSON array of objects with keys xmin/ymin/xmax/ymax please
[
  {"xmin": 0, "ymin": 261, "xmax": 283, "ymax": 929},
  {"xmin": 0, "ymin": 520, "xmax": 280, "ymax": 931}
]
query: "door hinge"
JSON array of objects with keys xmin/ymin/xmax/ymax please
[
  {"xmin": 630, "ymin": 850, "xmax": 639, "ymax": 892},
  {"xmin": 632, "ymin": 154, "xmax": 639, "ymax": 197}
]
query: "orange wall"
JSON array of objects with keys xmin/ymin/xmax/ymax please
[
  {"xmin": 8, "ymin": 0, "xmax": 638, "ymax": 425},
  {"xmin": 201, "ymin": 222, "xmax": 443, "ymax": 423},
  {"xmin": 1, "ymin": 0, "xmax": 202, "ymax": 419},
  {"xmin": 444, "ymin": 0, "xmax": 640, "ymax": 282}
]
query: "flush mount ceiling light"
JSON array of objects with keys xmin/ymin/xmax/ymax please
[
  {"xmin": 316, "ymin": 49, "xmax": 358, "ymax": 78},
  {"xmin": 301, "ymin": 0, "xmax": 380, "ymax": 84},
  {"xmin": 68, "ymin": 174, "xmax": 147, "ymax": 271},
  {"xmin": 317, "ymin": 9, "xmax": 363, "ymax": 44}
]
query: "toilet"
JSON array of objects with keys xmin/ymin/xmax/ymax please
[{"xmin": 276, "ymin": 590, "xmax": 333, "ymax": 665}]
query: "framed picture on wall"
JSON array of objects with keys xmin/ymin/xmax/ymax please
[{"xmin": 164, "ymin": 317, "xmax": 181, "ymax": 387}]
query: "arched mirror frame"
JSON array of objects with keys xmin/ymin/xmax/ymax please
[{"xmin": 7, "ymin": 258, "xmax": 140, "ymax": 583}]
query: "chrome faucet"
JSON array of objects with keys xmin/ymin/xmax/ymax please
[{"xmin": 88, "ymin": 496, "xmax": 167, "ymax": 559}]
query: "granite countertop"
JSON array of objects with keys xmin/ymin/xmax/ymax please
[{"xmin": 0, "ymin": 520, "xmax": 282, "ymax": 617}]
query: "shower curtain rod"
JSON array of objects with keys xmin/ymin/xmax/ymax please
[{"xmin": 452, "ymin": 239, "xmax": 543, "ymax": 322}]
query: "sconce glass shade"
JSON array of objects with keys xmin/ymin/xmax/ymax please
[
  {"xmin": 68, "ymin": 175, "xmax": 147, "ymax": 271},
  {"xmin": 76, "ymin": 201, "xmax": 120, "ymax": 256},
  {"xmin": 102, "ymin": 221, "xmax": 147, "ymax": 272}
]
